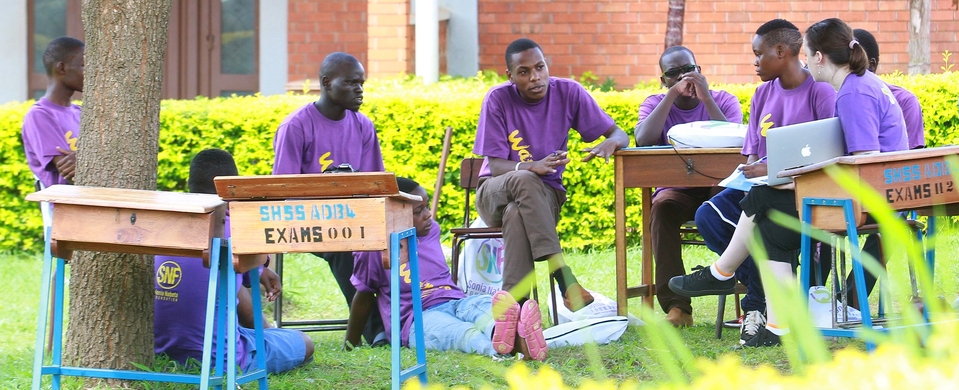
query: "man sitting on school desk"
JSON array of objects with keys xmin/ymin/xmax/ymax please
[{"xmin": 633, "ymin": 46, "xmax": 743, "ymax": 327}]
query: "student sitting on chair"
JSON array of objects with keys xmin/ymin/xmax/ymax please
[
  {"xmin": 813, "ymin": 27, "xmax": 929, "ymax": 310},
  {"xmin": 671, "ymin": 18, "xmax": 908, "ymax": 347},
  {"xmin": 345, "ymin": 177, "xmax": 548, "ymax": 361},
  {"xmin": 472, "ymin": 38, "xmax": 630, "ymax": 317},
  {"xmin": 633, "ymin": 45, "xmax": 743, "ymax": 327},
  {"xmin": 692, "ymin": 19, "xmax": 837, "ymax": 345},
  {"xmin": 154, "ymin": 149, "xmax": 314, "ymax": 373}
]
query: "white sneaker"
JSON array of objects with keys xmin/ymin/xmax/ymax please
[{"xmin": 739, "ymin": 310, "xmax": 766, "ymax": 345}]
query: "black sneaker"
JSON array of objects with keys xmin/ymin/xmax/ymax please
[
  {"xmin": 739, "ymin": 310, "xmax": 766, "ymax": 345},
  {"xmin": 668, "ymin": 265, "xmax": 736, "ymax": 297},
  {"xmin": 739, "ymin": 326, "xmax": 782, "ymax": 348}
]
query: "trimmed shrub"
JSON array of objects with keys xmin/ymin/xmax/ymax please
[{"xmin": 1, "ymin": 72, "xmax": 956, "ymax": 252}]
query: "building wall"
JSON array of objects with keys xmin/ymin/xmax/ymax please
[
  {"xmin": 287, "ymin": 0, "xmax": 369, "ymax": 83},
  {"xmin": 476, "ymin": 0, "xmax": 959, "ymax": 87}
]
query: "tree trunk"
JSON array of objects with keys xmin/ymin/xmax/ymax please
[
  {"xmin": 664, "ymin": 0, "xmax": 686, "ymax": 49},
  {"xmin": 907, "ymin": 0, "xmax": 931, "ymax": 74},
  {"xmin": 64, "ymin": 0, "xmax": 172, "ymax": 376}
]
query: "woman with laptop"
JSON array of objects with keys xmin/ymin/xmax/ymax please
[{"xmin": 668, "ymin": 18, "xmax": 908, "ymax": 347}]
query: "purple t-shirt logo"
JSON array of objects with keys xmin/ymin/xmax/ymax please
[
  {"xmin": 759, "ymin": 113, "xmax": 774, "ymax": 137},
  {"xmin": 318, "ymin": 151, "xmax": 334, "ymax": 172},
  {"xmin": 508, "ymin": 130, "xmax": 533, "ymax": 162}
]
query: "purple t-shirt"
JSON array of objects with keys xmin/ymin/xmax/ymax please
[
  {"xmin": 887, "ymin": 83, "xmax": 924, "ymax": 149},
  {"xmin": 22, "ymin": 98, "xmax": 81, "ymax": 188},
  {"xmin": 351, "ymin": 220, "xmax": 465, "ymax": 346},
  {"xmin": 154, "ymin": 216, "xmax": 253, "ymax": 369},
  {"xmin": 472, "ymin": 77, "xmax": 615, "ymax": 192},
  {"xmin": 272, "ymin": 102, "xmax": 385, "ymax": 174},
  {"xmin": 636, "ymin": 90, "xmax": 743, "ymax": 145},
  {"xmin": 837, "ymin": 72, "xmax": 908, "ymax": 153},
  {"xmin": 742, "ymin": 75, "xmax": 836, "ymax": 158}
]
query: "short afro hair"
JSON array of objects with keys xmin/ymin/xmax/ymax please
[
  {"xmin": 188, "ymin": 149, "xmax": 238, "ymax": 195},
  {"xmin": 853, "ymin": 28, "xmax": 880, "ymax": 63},
  {"xmin": 42, "ymin": 37, "xmax": 84, "ymax": 76},
  {"xmin": 319, "ymin": 52, "xmax": 361, "ymax": 80},
  {"xmin": 505, "ymin": 38, "xmax": 542, "ymax": 70},
  {"xmin": 755, "ymin": 19, "xmax": 802, "ymax": 55},
  {"xmin": 396, "ymin": 177, "xmax": 423, "ymax": 195}
]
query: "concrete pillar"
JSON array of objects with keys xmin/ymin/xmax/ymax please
[
  {"xmin": 0, "ymin": 0, "xmax": 28, "ymax": 104},
  {"xmin": 414, "ymin": 0, "xmax": 438, "ymax": 84},
  {"xmin": 259, "ymin": 0, "xmax": 288, "ymax": 95},
  {"xmin": 440, "ymin": 0, "xmax": 478, "ymax": 77}
]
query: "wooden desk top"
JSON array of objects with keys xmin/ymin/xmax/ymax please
[
  {"xmin": 779, "ymin": 145, "xmax": 959, "ymax": 178},
  {"xmin": 615, "ymin": 147, "xmax": 742, "ymax": 156},
  {"xmin": 215, "ymin": 172, "xmax": 420, "ymax": 202},
  {"xmin": 26, "ymin": 185, "xmax": 224, "ymax": 213}
]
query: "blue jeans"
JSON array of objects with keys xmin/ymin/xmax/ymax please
[
  {"xmin": 238, "ymin": 327, "xmax": 308, "ymax": 374},
  {"xmin": 409, "ymin": 294, "xmax": 497, "ymax": 356},
  {"xmin": 695, "ymin": 188, "xmax": 766, "ymax": 313}
]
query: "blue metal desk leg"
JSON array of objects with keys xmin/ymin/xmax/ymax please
[
  {"xmin": 390, "ymin": 228, "xmax": 428, "ymax": 390},
  {"xmin": 200, "ymin": 238, "xmax": 223, "ymax": 389},
  {"xmin": 245, "ymin": 257, "xmax": 269, "ymax": 388},
  {"xmin": 31, "ymin": 228, "xmax": 55, "ymax": 390}
]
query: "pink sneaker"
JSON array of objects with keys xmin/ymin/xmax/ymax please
[
  {"xmin": 491, "ymin": 291, "xmax": 520, "ymax": 354},
  {"xmin": 516, "ymin": 300, "xmax": 548, "ymax": 361}
]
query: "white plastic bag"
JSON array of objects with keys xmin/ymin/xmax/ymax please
[
  {"xmin": 808, "ymin": 286, "xmax": 862, "ymax": 328},
  {"xmin": 547, "ymin": 285, "xmax": 643, "ymax": 326},
  {"xmin": 456, "ymin": 218, "xmax": 505, "ymax": 296},
  {"xmin": 667, "ymin": 120, "xmax": 747, "ymax": 148},
  {"xmin": 544, "ymin": 316, "xmax": 629, "ymax": 348}
]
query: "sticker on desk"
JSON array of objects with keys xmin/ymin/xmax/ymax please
[{"xmin": 228, "ymin": 199, "xmax": 393, "ymax": 254}]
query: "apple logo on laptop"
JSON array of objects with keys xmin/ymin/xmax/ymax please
[{"xmin": 801, "ymin": 144, "xmax": 811, "ymax": 157}]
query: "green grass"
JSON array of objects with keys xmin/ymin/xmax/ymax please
[{"xmin": 1, "ymin": 225, "xmax": 957, "ymax": 389}]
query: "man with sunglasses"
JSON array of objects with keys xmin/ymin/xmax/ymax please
[{"xmin": 634, "ymin": 46, "xmax": 743, "ymax": 327}]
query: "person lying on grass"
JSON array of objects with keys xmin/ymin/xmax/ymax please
[{"xmin": 344, "ymin": 177, "xmax": 547, "ymax": 361}]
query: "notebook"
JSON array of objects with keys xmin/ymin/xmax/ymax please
[{"xmin": 765, "ymin": 117, "xmax": 846, "ymax": 186}]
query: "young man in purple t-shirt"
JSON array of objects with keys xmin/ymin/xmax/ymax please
[
  {"xmin": 22, "ymin": 37, "xmax": 84, "ymax": 190},
  {"xmin": 346, "ymin": 178, "xmax": 548, "ymax": 360},
  {"xmin": 472, "ymin": 38, "xmax": 630, "ymax": 316},
  {"xmin": 634, "ymin": 46, "xmax": 743, "ymax": 327},
  {"xmin": 691, "ymin": 19, "xmax": 836, "ymax": 346},
  {"xmin": 155, "ymin": 149, "xmax": 314, "ymax": 373},
  {"xmin": 272, "ymin": 52, "xmax": 386, "ymax": 345}
]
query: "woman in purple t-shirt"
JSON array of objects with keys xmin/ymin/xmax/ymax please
[{"xmin": 669, "ymin": 18, "xmax": 908, "ymax": 348}]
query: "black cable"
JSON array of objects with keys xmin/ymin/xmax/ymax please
[{"xmin": 665, "ymin": 145, "xmax": 731, "ymax": 181}]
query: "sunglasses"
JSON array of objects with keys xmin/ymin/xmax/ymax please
[{"xmin": 662, "ymin": 64, "xmax": 700, "ymax": 78}]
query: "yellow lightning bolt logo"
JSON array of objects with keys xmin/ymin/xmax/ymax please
[
  {"xmin": 400, "ymin": 262, "xmax": 411, "ymax": 284},
  {"xmin": 65, "ymin": 131, "xmax": 78, "ymax": 151},
  {"xmin": 508, "ymin": 130, "xmax": 533, "ymax": 162},
  {"xmin": 759, "ymin": 113, "xmax": 775, "ymax": 137},
  {"xmin": 318, "ymin": 152, "xmax": 334, "ymax": 172}
]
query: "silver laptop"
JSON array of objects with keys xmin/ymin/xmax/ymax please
[{"xmin": 765, "ymin": 117, "xmax": 846, "ymax": 186}]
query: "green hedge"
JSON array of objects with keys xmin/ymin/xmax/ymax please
[{"xmin": 2, "ymin": 73, "xmax": 957, "ymax": 253}]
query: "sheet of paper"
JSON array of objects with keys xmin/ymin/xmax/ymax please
[{"xmin": 718, "ymin": 164, "xmax": 767, "ymax": 192}]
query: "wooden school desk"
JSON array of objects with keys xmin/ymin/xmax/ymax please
[
  {"xmin": 613, "ymin": 147, "xmax": 746, "ymax": 315},
  {"xmin": 781, "ymin": 145, "xmax": 959, "ymax": 339},
  {"xmin": 26, "ymin": 185, "xmax": 268, "ymax": 389},
  {"xmin": 214, "ymin": 172, "xmax": 427, "ymax": 390}
]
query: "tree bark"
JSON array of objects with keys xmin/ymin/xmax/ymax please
[
  {"xmin": 664, "ymin": 0, "xmax": 686, "ymax": 49},
  {"xmin": 64, "ymin": 0, "xmax": 172, "ymax": 376},
  {"xmin": 908, "ymin": 0, "xmax": 931, "ymax": 74}
]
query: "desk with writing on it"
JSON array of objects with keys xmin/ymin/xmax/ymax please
[
  {"xmin": 779, "ymin": 145, "xmax": 959, "ymax": 339},
  {"xmin": 613, "ymin": 148, "xmax": 747, "ymax": 315},
  {"xmin": 213, "ymin": 172, "xmax": 428, "ymax": 390},
  {"xmin": 780, "ymin": 145, "xmax": 959, "ymax": 231}
]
